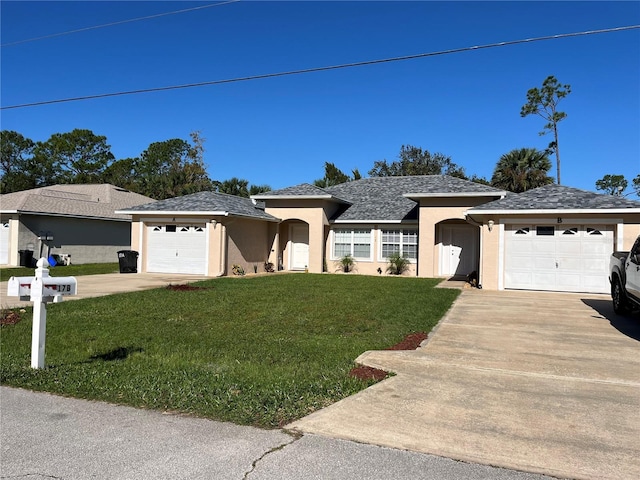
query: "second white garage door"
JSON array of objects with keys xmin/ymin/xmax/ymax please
[
  {"xmin": 0, "ymin": 222, "xmax": 10, "ymax": 265},
  {"xmin": 504, "ymin": 224, "xmax": 613, "ymax": 294},
  {"xmin": 147, "ymin": 224, "xmax": 207, "ymax": 274}
]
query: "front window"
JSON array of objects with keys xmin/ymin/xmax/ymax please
[
  {"xmin": 332, "ymin": 229, "xmax": 372, "ymax": 259},
  {"xmin": 381, "ymin": 229, "xmax": 418, "ymax": 261}
]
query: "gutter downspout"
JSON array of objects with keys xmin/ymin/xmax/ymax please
[{"xmin": 215, "ymin": 223, "xmax": 228, "ymax": 277}]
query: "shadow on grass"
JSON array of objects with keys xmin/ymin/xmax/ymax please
[
  {"xmin": 89, "ymin": 346, "xmax": 144, "ymax": 362},
  {"xmin": 581, "ymin": 298, "xmax": 640, "ymax": 342}
]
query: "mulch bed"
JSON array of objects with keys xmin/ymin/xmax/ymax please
[
  {"xmin": 349, "ymin": 332, "xmax": 428, "ymax": 381},
  {"xmin": 1, "ymin": 310, "xmax": 23, "ymax": 326}
]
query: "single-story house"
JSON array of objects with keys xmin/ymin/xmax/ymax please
[
  {"xmin": 0, "ymin": 184, "xmax": 154, "ymax": 266},
  {"xmin": 118, "ymin": 176, "xmax": 640, "ymax": 294}
]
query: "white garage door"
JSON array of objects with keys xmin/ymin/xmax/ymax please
[
  {"xmin": 147, "ymin": 224, "xmax": 207, "ymax": 274},
  {"xmin": 0, "ymin": 222, "xmax": 9, "ymax": 264},
  {"xmin": 505, "ymin": 224, "xmax": 613, "ymax": 294}
]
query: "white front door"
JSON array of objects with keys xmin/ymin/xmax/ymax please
[
  {"xmin": 147, "ymin": 224, "xmax": 207, "ymax": 274},
  {"xmin": 290, "ymin": 224, "xmax": 309, "ymax": 270},
  {"xmin": 504, "ymin": 224, "xmax": 613, "ymax": 294},
  {"xmin": 440, "ymin": 225, "xmax": 477, "ymax": 276},
  {"xmin": 0, "ymin": 222, "xmax": 9, "ymax": 264}
]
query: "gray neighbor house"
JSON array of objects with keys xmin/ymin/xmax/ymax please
[{"xmin": 0, "ymin": 184, "xmax": 154, "ymax": 266}]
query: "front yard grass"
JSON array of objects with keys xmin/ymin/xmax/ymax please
[{"xmin": 0, "ymin": 274, "xmax": 458, "ymax": 428}]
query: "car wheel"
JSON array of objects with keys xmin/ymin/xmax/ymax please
[{"xmin": 612, "ymin": 279, "xmax": 629, "ymax": 315}]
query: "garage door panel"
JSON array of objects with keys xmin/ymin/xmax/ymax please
[
  {"xmin": 532, "ymin": 272, "xmax": 557, "ymax": 286},
  {"xmin": 582, "ymin": 258, "xmax": 608, "ymax": 272},
  {"xmin": 555, "ymin": 273, "xmax": 581, "ymax": 289},
  {"xmin": 556, "ymin": 241, "xmax": 581, "ymax": 254},
  {"xmin": 557, "ymin": 257, "xmax": 582, "ymax": 271},
  {"xmin": 510, "ymin": 255, "xmax": 535, "ymax": 269},
  {"xmin": 583, "ymin": 275, "xmax": 608, "ymax": 291},
  {"xmin": 505, "ymin": 271, "xmax": 533, "ymax": 288},
  {"xmin": 509, "ymin": 240, "xmax": 533, "ymax": 254},
  {"xmin": 532, "ymin": 241, "xmax": 555, "ymax": 254},
  {"xmin": 582, "ymin": 242, "xmax": 611, "ymax": 255},
  {"xmin": 533, "ymin": 257, "xmax": 556, "ymax": 270},
  {"xmin": 505, "ymin": 224, "xmax": 613, "ymax": 294}
]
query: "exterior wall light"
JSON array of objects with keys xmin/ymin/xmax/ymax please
[{"xmin": 487, "ymin": 220, "xmax": 494, "ymax": 232}]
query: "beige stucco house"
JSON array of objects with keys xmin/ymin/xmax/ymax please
[
  {"xmin": 119, "ymin": 176, "xmax": 640, "ymax": 295},
  {"xmin": 0, "ymin": 184, "xmax": 154, "ymax": 266}
]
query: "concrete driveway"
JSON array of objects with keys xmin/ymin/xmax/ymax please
[
  {"xmin": 288, "ymin": 289, "xmax": 640, "ymax": 480},
  {"xmin": 1, "ymin": 272, "xmax": 210, "ymax": 308}
]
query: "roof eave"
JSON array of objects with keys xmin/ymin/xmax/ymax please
[
  {"xmin": 116, "ymin": 210, "xmax": 230, "ymax": 216},
  {"xmin": 2, "ymin": 209, "xmax": 131, "ymax": 221},
  {"xmin": 465, "ymin": 208, "xmax": 640, "ymax": 215},
  {"xmin": 404, "ymin": 191, "xmax": 507, "ymax": 200},
  {"xmin": 116, "ymin": 209, "xmax": 280, "ymax": 222},
  {"xmin": 230, "ymin": 213, "xmax": 280, "ymax": 223},
  {"xmin": 332, "ymin": 219, "xmax": 419, "ymax": 224},
  {"xmin": 252, "ymin": 194, "xmax": 352, "ymax": 204}
]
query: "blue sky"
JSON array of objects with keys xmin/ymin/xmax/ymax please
[{"xmin": 1, "ymin": 1, "xmax": 639, "ymax": 195}]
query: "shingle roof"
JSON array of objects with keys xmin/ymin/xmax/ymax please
[
  {"xmin": 469, "ymin": 184, "xmax": 640, "ymax": 211},
  {"xmin": 120, "ymin": 191, "xmax": 279, "ymax": 221},
  {"xmin": 0, "ymin": 184, "xmax": 155, "ymax": 221},
  {"xmin": 324, "ymin": 176, "xmax": 505, "ymax": 221}
]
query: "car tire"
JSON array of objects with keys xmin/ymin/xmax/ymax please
[{"xmin": 612, "ymin": 278, "xmax": 630, "ymax": 315}]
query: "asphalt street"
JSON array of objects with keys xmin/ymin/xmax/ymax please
[{"xmin": 0, "ymin": 387, "xmax": 553, "ymax": 480}]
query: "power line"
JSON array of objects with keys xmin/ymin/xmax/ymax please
[
  {"xmin": 0, "ymin": 0, "xmax": 240, "ymax": 48},
  {"xmin": 2, "ymin": 25, "xmax": 638, "ymax": 111}
]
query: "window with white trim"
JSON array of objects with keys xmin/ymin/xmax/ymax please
[
  {"xmin": 380, "ymin": 229, "xmax": 418, "ymax": 261},
  {"xmin": 332, "ymin": 229, "xmax": 372, "ymax": 259}
]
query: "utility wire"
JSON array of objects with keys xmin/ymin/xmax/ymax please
[
  {"xmin": 2, "ymin": 25, "xmax": 638, "ymax": 111},
  {"xmin": 0, "ymin": 0, "xmax": 240, "ymax": 48}
]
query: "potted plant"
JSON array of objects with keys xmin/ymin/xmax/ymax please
[{"xmin": 231, "ymin": 264, "xmax": 245, "ymax": 276}]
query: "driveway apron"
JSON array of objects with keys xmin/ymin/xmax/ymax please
[{"xmin": 287, "ymin": 289, "xmax": 640, "ymax": 480}]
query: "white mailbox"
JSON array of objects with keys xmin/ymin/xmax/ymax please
[
  {"xmin": 7, "ymin": 276, "xmax": 36, "ymax": 300},
  {"xmin": 8, "ymin": 275, "xmax": 77, "ymax": 301}
]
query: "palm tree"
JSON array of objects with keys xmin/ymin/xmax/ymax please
[
  {"xmin": 216, "ymin": 177, "xmax": 249, "ymax": 197},
  {"xmin": 491, "ymin": 148, "xmax": 554, "ymax": 193}
]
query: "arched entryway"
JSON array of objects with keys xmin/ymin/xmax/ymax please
[{"xmin": 277, "ymin": 220, "xmax": 310, "ymax": 271}]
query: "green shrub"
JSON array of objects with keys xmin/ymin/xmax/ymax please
[
  {"xmin": 386, "ymin": 252, "xmax": 410, "ymax": 275},
  {"xmin": 337, "ymin": 254, "xmax": 355, "ymax": 273}
]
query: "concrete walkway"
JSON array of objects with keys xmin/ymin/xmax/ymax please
[{"xmin": 288, "ymin": 289, "xmax": 640, "ymax": 480}]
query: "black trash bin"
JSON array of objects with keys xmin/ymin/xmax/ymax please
[
  {"xmin": 117, "ymin": 250, "xmax": 138, "ymax": 273},
  {"xmin": 18, "ymin": 250, "xmax": 34, "ymax": 267}
]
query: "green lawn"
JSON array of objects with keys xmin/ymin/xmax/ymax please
[
  {"xmin": 0, "ymin": 263, "xmax": 120, "ymax": 282},
  {"xmin": 0, "ymin": 274, "xmax": 459, "ymax": 428}
]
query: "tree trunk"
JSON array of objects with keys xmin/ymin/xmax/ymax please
[{"xmin": 554, "ymin": 124, "xmax": 561, "ymax": 185}]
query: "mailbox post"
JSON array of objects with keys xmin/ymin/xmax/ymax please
[{"xmin": 7, "ymin": 258, "xmax": 77, "ymax": 369}]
